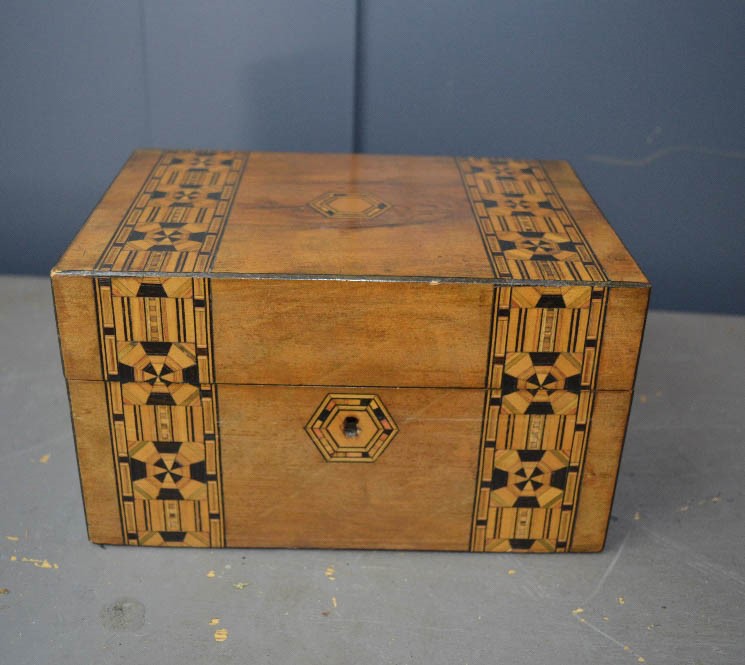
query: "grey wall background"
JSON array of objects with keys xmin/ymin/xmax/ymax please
[{"xmin": 1, "ymin": 1, "xmax": 743, "ymax": 313}]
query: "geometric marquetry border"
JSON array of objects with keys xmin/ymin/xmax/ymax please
[
  {"xmin": 95, "ymin": 150, "xmax": 246, "ymax": 273},
  {"xmin": 456, "ymin": 157, "xmax": 608, "ymax": 282},
  {"xmin": 470, "ymin": 286, "xmax": 608, "ymax": 552},
  {"xmin": 456, "ymin": 157, "xmax": 612, "ymax": 552},
  {"xmin": 94, "ymin": 276, "xmax": 224, "ymax": 547}
]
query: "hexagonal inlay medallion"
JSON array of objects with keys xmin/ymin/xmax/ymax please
[
  {"xmin": 309, "ymin": 192, "xmax": 390, "ymax": 219},
  {"xmin": 304, "ymin": 394, "xmax": 398, "ymax": 462}
]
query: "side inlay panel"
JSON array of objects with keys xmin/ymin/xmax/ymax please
[
  {"xmin": 470, "ymin": 286, "xmax": 608, "ymax": 552},
  {"xmin": 94, "ymin": 277, "xmax": 224, "ymax": 547}
]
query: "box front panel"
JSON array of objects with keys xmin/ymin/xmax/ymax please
[
  {"xmin": 67, "ymin": 274, "xmax": 638, "ymax": 552},
  {"xmin": 219, "ymin": 385, "xmax": 484, "ymax": 550}
]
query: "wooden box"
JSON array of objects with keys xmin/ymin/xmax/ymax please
[{"xmin": 52, "ymin": 150, "xmax": 649, "ymax": 552}]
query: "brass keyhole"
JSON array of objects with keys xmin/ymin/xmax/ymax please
[{"xmin": 342, "ymin": 416, "xmax": 360, "ymax": 438}]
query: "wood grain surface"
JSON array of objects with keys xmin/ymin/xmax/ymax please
[
  {"xmin": 209, "ymin": 278, "xmax": 494, "ymax": 387},
  {"xmin": 214, "ymin": 152, "xmax": 494, "ymax": 279},
  {"xmin": 66, "ymin": 379, "xmax": 123, "ymax": 544},
  {"xmin": 570, "ymin": 389, "xmax": 635, "ymax": 552},
  {"xmin": 220, "ymin": 385, "xmax": 484, "ymax": 550}
]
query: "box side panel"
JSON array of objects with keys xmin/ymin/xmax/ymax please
[
  {"xmin": 570, "ymin": 390, "xmax": 634, "ymax": 552},
  {"xmin": 219, "ymin": 385, "xmax": 484, "ymax": 550},
  {"xmin": 67, "ymin": 380, "xmax": 124, "ymax": 544},
  {"xmin": 210, "ymin": 279, "xmax": 494, "ymax": 388},
  {"xmin": 52, "ymin": 275, "xmax": 101, "ymax": 381},
  {"xmin": 540, "ymin": 160, "xmax": 649, "ymax": 285},
  {"xmin": 597, "ymin": 286, "xmax": 650, "ymax": 391}
]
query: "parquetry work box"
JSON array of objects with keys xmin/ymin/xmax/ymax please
[{"xmin": 52, "ymin": 150, "xmax": 649, "ymax": 552}]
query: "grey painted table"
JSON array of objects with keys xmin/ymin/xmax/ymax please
[{"xmin": 1, "ymin": 276, "xmax": 743, "ymax": 664}]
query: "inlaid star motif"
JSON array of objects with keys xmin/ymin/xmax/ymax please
[
  {"xmin": 486, "ymin": 450, "xmax": 569, "ymax": 509},
  {"xmin": 500, "ymin": 352, "xmax": 583, "ymax": 415},
  {"xmin": 128, "ymin": 440, "xmax": 207, "ymax": 501},
  {"xmin": 496, "ymin": 231, "xmax": 580, "ymax": 262},
  {"xmin": 188, "ymin": 155, "xmax": 215, "ymax": 168},
  {"xmin": 512, "ymin": 464, "xmax": 545, "ymax": 492},
  {"xmin": 115, "ymin": 342, "xmax": 202, "ymax": 406},
  {"xmin": 125, "ymin": 222, "xmax": 207, "ymax": 253}
]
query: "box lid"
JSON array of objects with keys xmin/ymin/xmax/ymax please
[
  {"xmin": 52, "ymin": 150, "xmax": 649, "ymax": 390},
  {"xmin": 52, "ymin": 149, "xmax": 648, "ymax": 286}
]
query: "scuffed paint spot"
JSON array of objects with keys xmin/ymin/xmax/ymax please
[
  {"xmin": 6, "ymin": 536, "xmax": 19, "ymax": 541},
  {"xmin": 39, "ymin": 454, "xmax": 50, "ymax": 464},
  {"xmin": 214, "ymin": 628, "xmax": 229, "ymax": 642},
  {"xmin": 209, "ymin": 618, "xmax": 220, "ymax": 626},
  {"xmin": 10, "ymin": 555, "xmax": 59, "ymax": 569},
  {"xmin": 232, "ymin": 582, "xmax": 249, "ymax": 590},
  {"xmin": 325, "ymin": 565, "xmax": 335, "ymax": 581},
  {"xmin": 100, "ymin": 597, "xmax": 146, "ymax": 631},
  {"xmin": 206, "ymin": 570, "xmax": 216, "ymax": 578}
]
